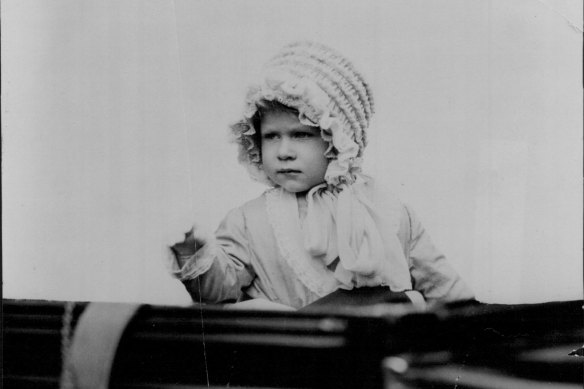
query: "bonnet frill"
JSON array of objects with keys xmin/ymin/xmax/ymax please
[{"xmin": 230, "ymin": 41, "xmax": 412, "ymax": 296}]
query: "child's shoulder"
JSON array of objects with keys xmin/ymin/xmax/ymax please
[
  {"xmin": 363, "ymin": 177, "xmax": 408, "ymax": 210},
  {"xmin": 361, "ymin": 177, "xmax": 412, "ymax": 233},
  {"xmin": 234, "ymin": 188, "xmax": 278, "ymax": 216},
  {"xmin": 218, "ymin": 191, "xmax": 269, "ymax": 230}
]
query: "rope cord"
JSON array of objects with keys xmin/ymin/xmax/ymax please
[{"xmin": 170, "ymin": 1, "xmax": 210, "ymax": 386}]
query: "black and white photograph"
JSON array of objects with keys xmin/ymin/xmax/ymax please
[{"xmin": 3, "ymin": 1, "xmax": 582, "ymax": 388}]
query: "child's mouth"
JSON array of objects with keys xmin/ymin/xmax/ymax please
[{"xmin": 277, "ymin": 169, "xmax": 301, "ymax": 174}]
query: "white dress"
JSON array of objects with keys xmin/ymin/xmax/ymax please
[{"xmin": 169, "ymin": 182, "xmax": 474, "ymax": 309}]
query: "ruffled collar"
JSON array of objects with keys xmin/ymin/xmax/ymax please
[
  {"xmin": 265, "ymin": 186, "xmax": 340, "ymax": 297},
  {"xmin": 265, "ymin": 176, "xmax": 413, "ymax": 294}
]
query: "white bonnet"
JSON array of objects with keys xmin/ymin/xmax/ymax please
[{"xmin": 230, "ymin": 41, "xmax": 375, "ymax": 189}]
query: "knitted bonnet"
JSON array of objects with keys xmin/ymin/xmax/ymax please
[{"xmin": 231, "ymin": 41, "xmax": 375, "ymax": 189}]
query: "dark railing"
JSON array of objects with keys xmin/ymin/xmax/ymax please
[{"xmin": 3, "ymin": 298, "xmax": 583, "ymax": 388}]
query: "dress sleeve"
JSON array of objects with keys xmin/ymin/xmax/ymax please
[
  {"xmin": 404, "ymin": 205, "xmax": 475, "ymax": 302},
  {"xmin": 169, "ymin": 207, "xmax": 256, "ymax": 304}
]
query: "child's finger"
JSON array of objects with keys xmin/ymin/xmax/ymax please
[
  {"xmin": 165, "ymin": 221, "xmax": 199, "ymax": 246},
  {"xmin": 189, "ymin": 223, "xmax": 210, "ymax": 244}
]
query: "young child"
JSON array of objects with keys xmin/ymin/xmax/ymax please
[{"xmin": 168, "ymin": 41, "xmax": 474, "ymax": 310}]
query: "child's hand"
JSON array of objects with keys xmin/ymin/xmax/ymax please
[
  {"xmin": 164, "ymin": 224, "xmax": 208, "ymax": 273},
  {"xmin": 170, "ymin": 226, "xmax": 206, "ymax": 269},
  {"xmin": 170, "ymin": 226, "xmax": 204, "ymax": 257}
]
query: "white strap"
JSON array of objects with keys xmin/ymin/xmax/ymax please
[
  {"xmin": 404, "ymin": 290, "xmax": 427, "ymax": 311},
  {"xmin": 66, "ymin": 302, "xmax": 141, "ymax": 389}
]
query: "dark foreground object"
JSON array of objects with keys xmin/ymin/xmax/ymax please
[{"xmin": 3, "ymin": 297, "xmax": 583, "ymax": 388}]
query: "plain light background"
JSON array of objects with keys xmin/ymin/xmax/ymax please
[{"xmin": 2, "ymin": 0, "xmax": 582, "ymax": 305}]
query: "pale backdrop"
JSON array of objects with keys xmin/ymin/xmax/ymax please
[{"xmin": 3, "ymin": 0, "xmax": 582, "ymax": 305}]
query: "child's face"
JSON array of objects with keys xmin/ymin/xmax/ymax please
[{"xmin": 260, "ymin": 110, "xmax": 329, "ymax": 193}]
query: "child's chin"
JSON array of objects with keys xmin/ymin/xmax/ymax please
[{"xmin": 281, "ymin": 183, "xmax": 311, "ymax": 193}]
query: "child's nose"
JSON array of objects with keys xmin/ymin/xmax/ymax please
[{"xmin": 277, "ymin": 138, "xmax": 295, "ymax": 160}]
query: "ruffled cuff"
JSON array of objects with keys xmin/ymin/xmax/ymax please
[{"xmin": 167, "ymin": 240, "xmax": 216, "ymax": 281}]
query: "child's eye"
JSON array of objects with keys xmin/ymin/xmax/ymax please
[
  {"xmin": 294, "ymin": 132, "xmax": 314, "ymax": 139},
  {"xmin": 262, "ymin": 133, "xmax": 278, "ymax": 140}
]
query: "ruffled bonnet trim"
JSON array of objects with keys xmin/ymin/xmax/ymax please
[{"xmin": 230, "ymin": 69, "xmax": 363, "ymax": 189}]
